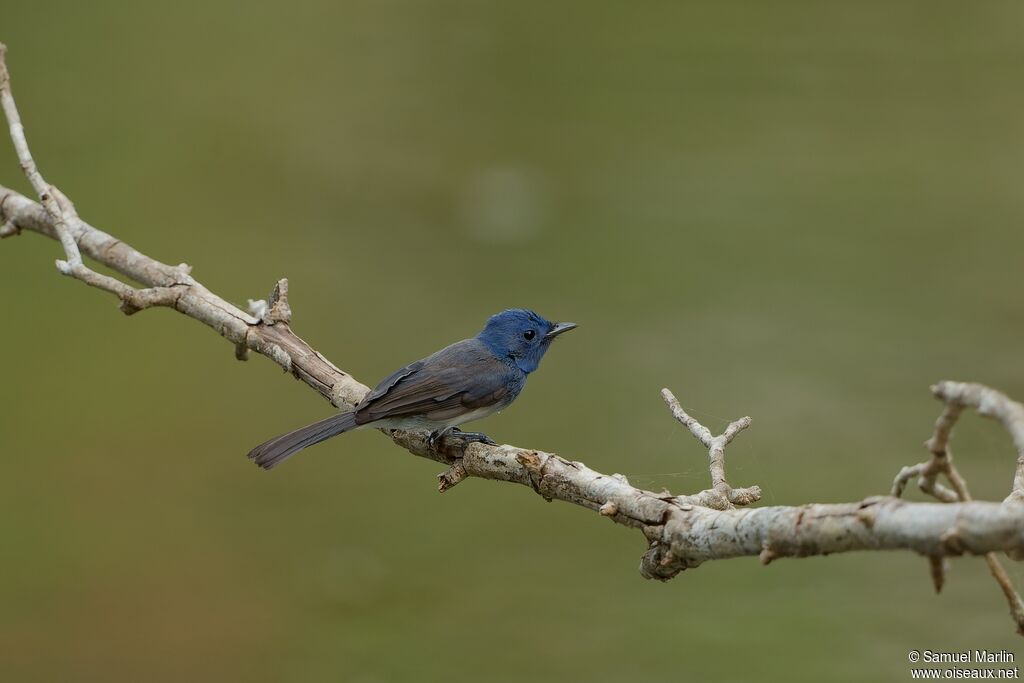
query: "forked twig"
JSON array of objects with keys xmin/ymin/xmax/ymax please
[{"xmin": 891, "ymin": 381, "xmax": 1024, "ymax": 634}]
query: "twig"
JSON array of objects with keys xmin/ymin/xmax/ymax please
[
  {"xmin": 0, "ymin": 43, "xmax": 188, "ymax": 314},
  {"xmin": 891, "ymin": 381, "xmax": 1024, "ymax": 634},
  {"xmin": 928, "ymin": 556, "xmax": 947, "ymax": 593},
  {"xmin": 931, "ymin": 382, "xmax": 1024, "ymax": 506},
  {"xmin": 661, "ymin": 389, "xmax": 760, "ymax": 510}
]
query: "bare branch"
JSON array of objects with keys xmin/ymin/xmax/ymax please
[
  {"xmin": 0, "ymin": 43, "xmax": 187, "ymax": 314},
  {"xmin": 891, "ymin": 381, "xmax": 1024, "ymax": 634},
  {"xmin": 9, "ymin": 169, "xmax": 1022, "ymax": 581},
  {"xmin": 661, "ymin": 388, "xmax": 760, "ymax": 510},
  {"xmin": 0, "ymin": 44, "xmax": 80, "ymax": 268},
  {"xmin": 5, "ymin": 43, "xmax": 1024, "ymax": 635},
  {"xmin": 931, "ymin": 381, "xmax": 1024, "ymax": 506}
]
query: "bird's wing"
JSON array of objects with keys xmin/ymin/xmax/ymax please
[
  {"xmin": 359, "ymin": 359, "xmax": 426, "ymax": 406},
  {"xmin": 354, "ymin": 339, "xmax": 513, "ymax": 425}
]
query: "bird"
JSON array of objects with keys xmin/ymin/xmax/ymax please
[{"xmin": 247, "ymin": 308, "xmax": 577, "ymax": 470}]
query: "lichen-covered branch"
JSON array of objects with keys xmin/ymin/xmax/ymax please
[{"xmin": 4, "ymin": 43, "xmax": 1024, "ymax": 634}]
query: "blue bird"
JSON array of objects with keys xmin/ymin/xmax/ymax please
[{"xmin": 247, "ymin": 309, "xmax": 577, "ymax": 469}]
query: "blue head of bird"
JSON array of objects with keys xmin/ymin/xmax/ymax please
[{"xmin": 477, "ymin": 309, "xmax": 577, "ymax": 374}]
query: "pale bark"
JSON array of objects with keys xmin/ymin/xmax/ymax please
[{"xmin": 3, "ymin": 42, "xmax": 1023, "ymax": 635}]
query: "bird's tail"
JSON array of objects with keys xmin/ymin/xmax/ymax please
[{"xmin": 247, "ymin": 411, "xmax": 358, "ymax": 470}]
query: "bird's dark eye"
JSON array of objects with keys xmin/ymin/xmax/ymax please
[{"xmin": 523, "ymin": 330, "xmax": 536, "ymax": 341}]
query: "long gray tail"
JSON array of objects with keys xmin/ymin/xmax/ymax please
[{"xmin": 247, "ymin": 411, "xmax": 358, "ymax": 470}]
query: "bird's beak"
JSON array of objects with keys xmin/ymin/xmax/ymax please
[{"xmin": 544, "ymin": 322, "xmax": 578, "ymax": 340}]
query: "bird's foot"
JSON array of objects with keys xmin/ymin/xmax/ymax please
[
  {"xmin": 451, "ymin": 429, "xmax": 497, "ymax": 446},
  {"xmin": 427, "ymin": 426, "xmax": 454, "ymax": 451},
  {"xmin": 428, "ymin": 427, "xmax": 497, "ymax": 458}
]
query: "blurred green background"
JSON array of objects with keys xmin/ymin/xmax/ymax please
[{"xmin": 2, "ymin": 2, "xmax": 1023, "ymax": 681}]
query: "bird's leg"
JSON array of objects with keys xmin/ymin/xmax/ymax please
[
  {"xmin": 427, "ymin": 426, "xmax": 455, "ymax": 451},
  {"xmin": 428, "ymin": 427, "xmax": 497, "ymax": 458},
  {"xmin": 447, "ymin": 428, "xmax": 497, "ymax": 446}
]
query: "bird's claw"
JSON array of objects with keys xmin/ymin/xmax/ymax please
[
  {"xmin": 427, "ymin": 428, "xmax": 449, "ymax": 451},
  {"xmin": 428, "ymin": 427, "xmax": 497, "ymax": 456},
  {"xmin": 452, "ymin": 430, "xmax": 497, "ymax": 446},
  {"xmin": 460, "ymin": 432, "xmax": 499, "ymax": 448}
]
